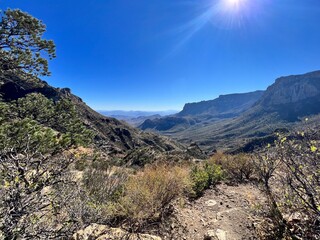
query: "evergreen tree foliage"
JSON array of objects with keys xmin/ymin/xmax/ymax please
[{"xmin": 0, "ymin": 9, "xmax": 55, "ymax": 77}]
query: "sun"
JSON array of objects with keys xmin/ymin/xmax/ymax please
[
  {"xmin": 225, "ymin": 0, "xmax": 243, "ymax": 7},
  {"xmin": 227, "ymin": 0, "xmax": 241, "ymax": 3}
]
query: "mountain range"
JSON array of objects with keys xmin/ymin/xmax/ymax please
[
  {"xmin": 98, "ymin": 110, "xmax": 179, "ymax": 127},
  {"xmin": 2, "ymin": 70, "xmax": 319, "ymax": 157},
  {"xmin": 98, "ymin": 110, "xmax": 178, "ymax": 118},
  {"xmin": 138, "ymin": 71, "xmax": 320, "ymax": 152},
  {"xmin": 140, "ymin": 90, "xmax": 264, "ymax": 132}
]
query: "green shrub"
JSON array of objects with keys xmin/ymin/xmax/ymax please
[
  {"xmin": 190, "ymin": 162, "xmax": 224, "ymax": 197},
  {"xmin": 204, "ymin": 163, "xmax": 225, "ymax": 185},
  {"xmin": 190, "ymin": 166, "xmax": 210, "ymax": 197}
]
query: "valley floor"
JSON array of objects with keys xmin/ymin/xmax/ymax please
[{"xmin": 166, "ymin": 183, "xmax": 267, "ymax": 240}]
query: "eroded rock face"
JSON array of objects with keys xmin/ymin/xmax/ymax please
[
  {"xmin": 258, "ymin": 71, "xmax": 320, "ymax": 106},
  {"xmin": 254, "ymin": 70, "xmax": 320, "ymax": 121},
  {"xmin": 73, "ymin": 224, "xmax": 162, "ymax": 240},
  {"xmin": 179, "ymin": 91, "xmax": 265, "ymax": 117}
]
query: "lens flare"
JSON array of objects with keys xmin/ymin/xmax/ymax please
[{"xmin": 171, "ymin": 0, "xmax": 263, "ymax": 53}]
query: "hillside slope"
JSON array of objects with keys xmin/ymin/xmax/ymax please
[{"xmin": 0, "ymin": 74, "xmax": 205, "ymax": 164}]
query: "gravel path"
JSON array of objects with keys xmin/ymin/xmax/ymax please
[{"xmin": 165, "ymin": 183, "xmax": 267, "ymax": 240}]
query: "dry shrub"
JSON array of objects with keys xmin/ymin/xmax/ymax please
[
  {"xmin": 251, "ymin": 128, "xmax": 320, "ymax": 239},
  {"xmin": 53, "ymin": 159, "xmax": 129, "ymax": 228},
  {"xmin": 116, "ymin": 164, "xmax": 191, "ymax": 231},
  {"xmin": 209, "ymin": 152, "xmax": 254, "ymax": 182},
  {"xmin": 83, "ymin": 166, "xmax": 128, "ymax": 204}
]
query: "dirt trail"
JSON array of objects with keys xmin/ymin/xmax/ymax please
[{"xmin": 167, "ymin": 183, "xmax": 267, "ymax": 240}]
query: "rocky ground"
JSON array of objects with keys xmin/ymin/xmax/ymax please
[
  {"xmin": 164, "ymin": 183, "xmax": 268, "ymax": 240},
  {"xmin": 73, "ymin": 183, "xmax": 268, "ymax": 240}
]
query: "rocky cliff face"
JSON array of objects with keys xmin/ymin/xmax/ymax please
[
  {"xmin": 257, "ymin": 71, "xmax": 320, "ymax": 106},
  {"xmin": 252, "ymin": 71, "xmax": 320, "ymax": 121},
  {"xmin": 178, "ymin": 91, "xmax": 265, "ymax": 117}
]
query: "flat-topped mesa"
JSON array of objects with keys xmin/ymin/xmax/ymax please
[{"xmin": 179, "ymin": 90, "xmax": 265, "ymax": 117}]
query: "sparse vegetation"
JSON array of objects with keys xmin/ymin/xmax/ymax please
[
  {"xmin": 209, "ymin": 152, "xmax": 254, "ymax": 182},
  {"xmin": 115, "ymin": 164, "xmax": 192, "ymax": 232}
]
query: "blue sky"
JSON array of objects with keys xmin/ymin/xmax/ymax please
[{"xmin": 1, "ymin": 0, "xmax": 320, "ymax": 111}]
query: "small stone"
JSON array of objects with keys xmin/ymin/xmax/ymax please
[
  {"xmin": 205, "ymin": 200, "xmax": 218, "ymax": 207},
  {"xmin": 215, "ymin": 229, "xmax": 227, "ymax": 240},
  {"xmin": 203, "ymin": 230, "xmax": 215, "ymax": 240}
]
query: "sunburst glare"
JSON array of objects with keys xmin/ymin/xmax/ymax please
[
  {"xmin": 226, "ymin": 0, "xmax": 242, "ymax": 7},
  {"xmin": 223, "ymin": 0, "xmax": 248, "ymax": 12},
  {"xmin": 173, "ymin": 0, "xmax": 261, "ymax": 51}
]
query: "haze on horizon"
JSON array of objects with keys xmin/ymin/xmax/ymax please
[{"xmin": 1, "ymin": 0, "xmax": 320, "ymax": 111}]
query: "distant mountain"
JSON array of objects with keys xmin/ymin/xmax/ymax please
[
  {"xmin": 178, "ymin": 91, "xmax": 265, "ymax": 117},
  {"xmin": 121, "ymin": 114, "xmax": 162, "ymax": 127},
  {"xmin": 139, "ymin": 71, "xmax": 320, "ymax": 152},
  {"xmin": 140, "ymin": 116, "xmax": 198, "ymax": 131},
  {"xmin": 99, "ymin": 110, "xmax": 178, "ymax": 118},
  {"xmin": 0, "ymin": 75, "xmax": 205, "ymax": 165},
  {"xmin": 99, "ymin": 110, "xmax": 179, "ymax": 127},
  {"xmin": 139, "ymin": 91, "xmax": 264, "ymax": 131}
]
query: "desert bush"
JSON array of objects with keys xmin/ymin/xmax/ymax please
[
  {"xmin": 116, "ymin": 164, "xmax": 191, "ymax": 231},
  {"xmin": 204, "ymin": 162, "xmax": 224, "ymax": 184},
  {"xmin": 253, "ymin": 143, "xmax": 290, "ymax": 239},
  {"xmin": 0, "ymin": 95, "xmax": 94, "ymax": 238},
  {"xmin": 0, "ymin": 119, "xmax": 76, "ymax": 239},
  {"xmin": 276, "ymin": 132, "xmax": 320, "ymax": 238},
  {"xmin": 190, "ymin": 162, "xmax": 224, "ymax": 197},
  {"xmin": 190, "ymin": 166, "xmax": 210, "ymax": 197},
  {"xmin": 53, "ymin": 164, "xmax": 128, "ymax": 228},
  {"xmin": 209, "ymin": 152, "xmax": 254, "ymax": 182},
  {"xmin": 83, "ymin": 164, "xmax": 127, "ymax": 204},
  {"xmin": 253, "ymin": 128, "xmax": 320, "ymax": 239}
]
